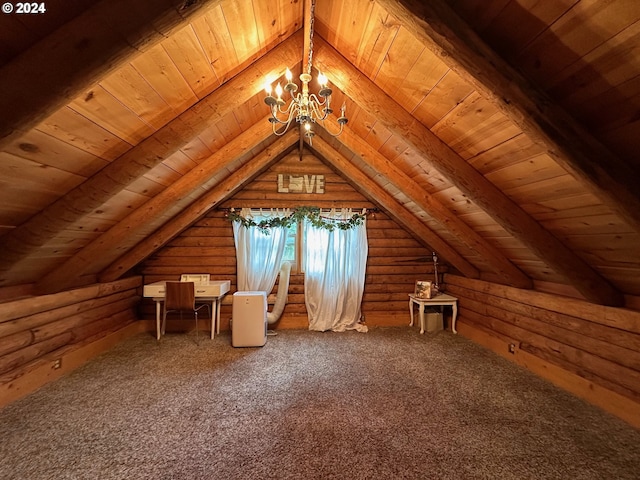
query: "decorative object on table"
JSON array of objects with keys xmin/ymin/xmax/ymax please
[
  {"xmin": 432, "ymin": 251, "xmax": 441, "ymax": 294},
  {"xmin": 414, "ymin": 280, "xmax": 433, "ymax": 299}
]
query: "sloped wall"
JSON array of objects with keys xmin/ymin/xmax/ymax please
[
  {"xmin": 0, "ymin": 277, "xmax": 143, "ymax": 407},
  {"xmin": 448, "ymin": 274, "xmax": 640, "ymax": 428},
  {"xmin": 138, "ymin": 151, "xmax": 444, "ymax": 328}
]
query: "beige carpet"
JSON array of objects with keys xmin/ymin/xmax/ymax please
[{"xmin": 1, "ymin": 327, "xmax": 639, "ymax": 479}]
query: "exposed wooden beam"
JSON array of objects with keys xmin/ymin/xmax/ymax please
[
  {"xmin": 311, "ymin": 137, "xmax": 480, "ymax": 280},
  {"xmin": 0, "ymin": 0, "xmax": 222, "ymax": 150},
  {"xmin": 36, "ymin": 119, "xmax": 277, "ymax": 294},
  {"xmin": 314, "ymin": 37, "xmax": 623, "ymax": 306},
  {"xmin": 335, "ymin": 126, "xmax": 532, "ymax": 289},
  {"xmin": 0, "ymin": 32, "xmax": 303, "ymax": 278},
  {"xmin": 377, "ymin": 0, "xmax": 640, "ymax": 234},
  {"xmin": 99, "ymin": 130, "xmax": 299, "ymax": 283}
]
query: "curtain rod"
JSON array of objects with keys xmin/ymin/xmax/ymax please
[{"xmin": 218, "ymin": 207, "xmax": 379, "ymax": 213}]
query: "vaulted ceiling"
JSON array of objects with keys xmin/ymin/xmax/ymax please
[{"xmin": 1, "ymin": 0, "xmax": 639, "ymax": 307}]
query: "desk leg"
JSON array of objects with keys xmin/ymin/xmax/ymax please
[
  {"xmin": 216, "ymin": 297, "xmax": 222, "ymax": 335},
  {"xmin": 452, "ymin": 302, "xmax": 458, "ymax": 334},
  {"xmin": 210, "ymin": 298, "xmax": 222, "ymax": 339},
  {"xmin": 155, "ymin": 300, "xmax": 161, "ymax": 340},
  {"xmin": 419, "ymin": 303, "xmax": 425, "ymax": 334},
  {"xmin": 409, "ymin": 298, "xmax": 415, "ymax": 327},
  {"xmin": 210, "ymin": 300, "xmax": 216, "ymax": 339}
]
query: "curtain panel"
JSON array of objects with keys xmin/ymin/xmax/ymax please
[
  {"xmin": 304, "ymin": 208, "xmax": 368, "ymax": 332},
  {"xmin": 232, "ymin": 208, "xmax": 290, "ymax": 293}
]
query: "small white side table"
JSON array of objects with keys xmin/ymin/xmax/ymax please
[{"xmin": 409, "ymin": 293, "xmax": 458, "ymax": 334}]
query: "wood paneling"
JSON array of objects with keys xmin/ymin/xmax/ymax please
[
  {"xmin": 1, "ymin": 0, "xmax": 638, "ymax": 297},
  {"xmin": 455, "ymin": 0, "xmax": 640, "ymax": 177},
  {"xmin": 0, "ymin": 0, "xmax": 102, "ymax": 66},
  {"xmin": 448, "ymin": 273, "xmax": 640, "ymax": 428},
  {"xmin": 138, "ymin": 151, "xmax": 443, "ymax": 327},
  {"xmin": 1, "ymin": 0, "xmax": 639, "ymax": 427},
  {"xmin": 0, "ymin": 277, "xmax": 142, "ymax": 405},
  {"xmin": 3, "ymin": 0, "xmax": 638, "ymax": 301}
]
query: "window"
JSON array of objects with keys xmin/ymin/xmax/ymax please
[
  {"xmin": 247, "ymin": 209, "xmax": 301, "ymax": 272},
  {"xmin": 282, "ymin": 220, "xmax": 302, "ymax": 272}
]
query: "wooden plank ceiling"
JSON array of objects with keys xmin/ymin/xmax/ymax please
[{"xmin": 0, "ymin": 0, "xmax": 639, "ymax": 307}]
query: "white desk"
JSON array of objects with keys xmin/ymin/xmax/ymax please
[
  {"xmin": 409, "ymin": 293, "xmax": 458, "ymax": 334},
  {"xmin": 143, "ymin": 280, "xmax": 230, "ymax": 339}
]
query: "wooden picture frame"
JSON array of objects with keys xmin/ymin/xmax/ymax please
[{"xmin": 414, "ymin": 280, "xmax": 433, "ymax": 299}]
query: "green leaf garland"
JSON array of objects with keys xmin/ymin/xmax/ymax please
[{"xmin": 228, "ymin": 206, "xmax": 366, "ymax": 234}]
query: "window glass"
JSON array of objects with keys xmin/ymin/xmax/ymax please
[
  {"xmin": 249, "ymin": 209, "xmax": 299, "ymax": 272},
  {"xmin": 282, "ymin": 221, "xmax": 298, "ymax": 269}
]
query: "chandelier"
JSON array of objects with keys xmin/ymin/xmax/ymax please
[{"xmin": 264, "ymin": 0, "xmax": 347, "ymax": 143}]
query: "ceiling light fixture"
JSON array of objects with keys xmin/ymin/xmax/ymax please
[{"xmin": 264, "ymin": 0, "xmax": 347, "ymax": 145}]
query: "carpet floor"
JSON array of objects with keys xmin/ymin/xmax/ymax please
[{"xmin": 0, "ymin": 327, "xmax": 639, "ymax": 479}]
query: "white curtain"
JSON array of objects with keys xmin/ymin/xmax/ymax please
[
  {"xmin": 232, "ymin": 208, "xmax": 289, "ymax": 292},
  {"xmin": 304, "ymin": 209, "xmax": 368, "ymax": 332}
]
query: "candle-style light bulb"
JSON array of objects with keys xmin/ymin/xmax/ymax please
[
  {"xmin": 264, "ymin": 81, "xmax": 272, "ymax": 96},
  {"xmin": 285, "ymin": 68, "xmax": 293, "ymax": 82},
  {"xmin": 317, "ymin": 72, "xmax": 328, "ymax": 87},
  {"xmin": 275, "ymin": 82, "xmax": 283, "ymax": 99}
]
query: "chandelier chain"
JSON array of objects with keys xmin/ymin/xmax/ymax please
[
  {"xmin": 307, "ymin": 0, "xmax": 315, "ymax": 76},
  {"xmin": 263, "ymin": 0, "xmax": 347, "ymax": 142}
]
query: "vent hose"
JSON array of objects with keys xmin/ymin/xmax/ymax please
[{"xmin": 267, "ymin": 262, "xmax": 291, "ymax": 324}]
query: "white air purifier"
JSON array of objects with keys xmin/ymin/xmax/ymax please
[{"xmin": 232, "ymin": 291, "xmax": 267, "ymax": 347}]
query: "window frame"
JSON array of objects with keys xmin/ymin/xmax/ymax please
[{"xmin": 282, "ymin": 219, "xmax": 302, "ymax": 273}]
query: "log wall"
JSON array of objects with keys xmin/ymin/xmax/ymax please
[
  {"xmin": 446, "ymin": 274, "xmax": 640, "ymax": 428},
  {"xmin": 138, "ymin": 151, "xmax": 445, "ymax": 329},
  {"xmin": 0, "ymin": 277, "xmax": 144, "ymax": 407}
]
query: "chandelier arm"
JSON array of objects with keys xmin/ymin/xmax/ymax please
[
  {"xmin": 309, "ymin": 101, "xmax": 328, "ymax": 122},
  {"xmin": 277, "ymin": 98, "xmax": 298, "ymax": 116},
  {"xmin": 272, "ymin": 114, "xmax": 297, "ymax": 136},
  {"xmin": 319, "ymin": 118, "xmax": 346, "ymax": 137},
  {"xmin": 307, "ymin": 93, "xmax": 327, "ymax": 107},
  {"xmin": 270, "ymin": 99, "xmax": 300, "ymax": 124},
  {"xmin": 270, "ymin": 106, "xmax": 297, "ymax": 126}
]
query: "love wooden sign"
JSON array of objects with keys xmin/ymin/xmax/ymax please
[{"xmin": 277, "ymin": 174, "xmax": 325, "ymax": 194}]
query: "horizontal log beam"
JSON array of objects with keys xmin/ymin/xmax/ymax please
[
  {"xmin": 0, "ymin": 290, "xmax": 137, "ymax": 338},
  {"xmin": 0, "ymin": 277, "xmax": 141, "ymax": 323},
  {"xmin": 465, "ymin": 306, "xmax": 640, "ymax": 398},
  {"xmin": 446, "ymin": 274, "xmax": 640, "ymax": 334},
  {"xmin": 447, "ymin": 282, "xmax": 640, "ymax": 353},
  {"xmin": 69, "ymin": 310, "xmax": 135, "ymax": 344},
  {"xmin": 0, "ymin": 333, "xmax": 72, "ymax": 376},
  {"xmin": 0, "ymin": 322, "xmax": 147, "ymax": 408},
  {"xmin": 447, "ymin": 284, "xmax": 640, "ymax": 371}
]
